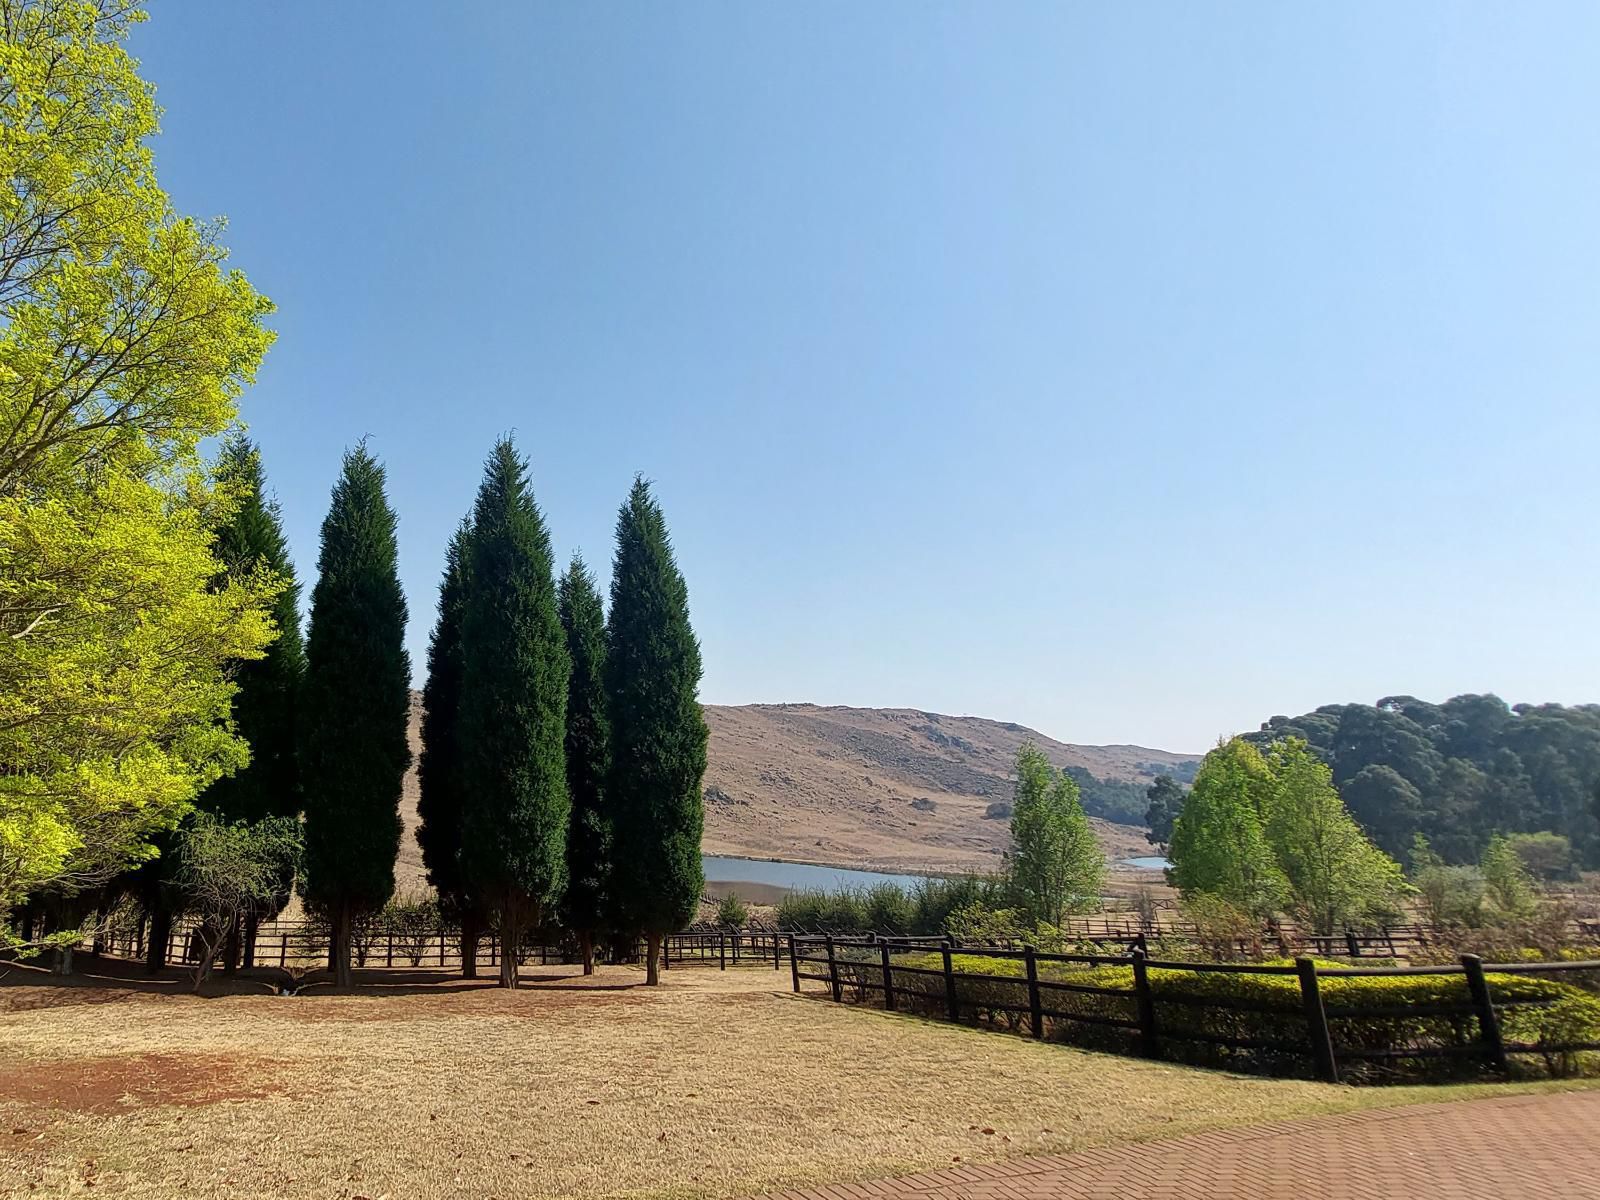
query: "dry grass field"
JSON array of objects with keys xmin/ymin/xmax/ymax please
[{"xmin": 2, "ymin": 962, "xmax": 1594, "ymax": 1200}]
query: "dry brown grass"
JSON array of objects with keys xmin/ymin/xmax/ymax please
[{"xmin": 0, "ymin": 963, "xmax": 1594, "ymax": 1200}]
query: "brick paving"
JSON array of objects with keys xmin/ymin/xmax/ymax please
[{"xmin": 755, "ymin": 1091, "xmax": 1600, "ymax": 1200}]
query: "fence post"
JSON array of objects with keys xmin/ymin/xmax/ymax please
[
  {"xmin": 386, "ymin": 930, "xmax": 394, "ymax": 968},
  {"xmin": 1345, "ymin": 930, "xmax": 1361, "ymax": 959},
  {"xmin": 1295, "ymin": 957, "xmax": 1339, "ymax": 1083},
  {"xmin": 941, "ymin": 938, "xmax": 959, "ymax": 1022},
  {"xmin": 825, "ymin": 935, "xmax": 841, "ymax": 1003},
  {"xmin": 720, "ymin": 935, "xmax": 727, "ymax": 971},
  {"xmin": 279, "ymin": 931, "xmax": 287, "ymax": 969},
  {"xmin": 1130, "ymin": 947, "xmax": 1159, "ymax": 1058},
  {"xmin": 773, "ymin": 932, "xmax": 781, "ymax": 971},
  {"xmin": 788, "ymin": 934, "xmax": 800, "ymax": 992},
  {"xmin": 1462, "ymin": 955, "xmax": 1509, "ymax": 1074},
  {"xmin": 880, "ymin": 938, "xmax": 896, "ymax": 1013},
  {"xmin": 1024, "ymin": 946, "xmax": 1042, "ymax": 1038}
]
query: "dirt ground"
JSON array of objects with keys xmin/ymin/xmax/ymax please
[{"xmin": 0, "ymin": 960, "xmax": 1592, "ymax": 1200}]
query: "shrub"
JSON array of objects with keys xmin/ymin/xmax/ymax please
[
  {"xmin": 716, "ymin": 892, "xmax": 749, "ymax": 929},
  {"xmin": 840, "ymin": 949, "xmax": 1600, "ymax": 1083},
  {"xmin": 909, "ymin": 875, "xmax": 1000, "ymax": 936},
  {"xmin": 862, "ymin": 882, "xmax": 913, "ymax": 935},
  {"xmin": 777, "ymin": 888, "xmax": 868, "ymax": 933}
]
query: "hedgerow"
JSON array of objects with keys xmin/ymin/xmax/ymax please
[{"xmin": 830, "ymin": 950, "xmax": 1600, "ymax": 1082}]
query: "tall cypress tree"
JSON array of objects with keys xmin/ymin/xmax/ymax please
[
  {"xmin": 605, "ymin": 477, "xmax": 708, "ymax": 985},
  {"xmin": 559, "ymin": 554, "xmax": 612, "ymax": 975},
  {"xmin": 416, "ymin": 519, "xmax": 488, "ymax": 976},
  {"xmin": 142, "ymin": 437, "xmax": 305, "ymax": 971},
  {"xmin": 458, "ymin": 439, "xmax": 570, "ymax": 989},
  {"xmin": 300, "ymin": 445, "xmax": 410, "ymax": 989}
]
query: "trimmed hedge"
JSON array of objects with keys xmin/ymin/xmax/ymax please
[{"xmin": 830, "ymin": 950, "xmax": 1600, "ymax": 1083}]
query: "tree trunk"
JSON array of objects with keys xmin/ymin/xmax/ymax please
[
  {"xmin": 222, "ymin": 914, "xmax": 242, "ymax": 975},
  {"xmin": 645, "ymin": 931, "xmax": 662, "ymax": 986},
  {"xmin": 460, "ymin": 913, "xmax": 481, "ymax": 979},
  {"xmin": 145, "ymin": 905, "xmax": 172, "ymax": 973},
  {"xmin": 580, "ymin": 929, "xmax": 594, "ymax": 976},
  {"xmin": 243, "ymin": 914, "xmax": 258, "ymax": 970},
  {"xmin": 330, "ymin": 903, "xmax": 354, "ymax": 989},
  {"xmin": 498, "ymin": 913, "xmax": 520, "ymax": 989}
]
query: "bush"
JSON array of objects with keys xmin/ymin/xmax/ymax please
[
  {"xmin": 862, "ymin": 882, "xmax": 913, "ymax": 935},
  {"xmin": 910, "ymin": 875, "xmax": 1000, "ymax": 936},
  {"xmin": 716, "ymin": 892, "xmax": 749, "ymax": 929},
  {"xmin": 776, "ymin": 888, "xmax": 868, "ymax": 933},
  {"xmin": 843, "ymin": 949, "xmax": 1600, "ymax": 1083}
]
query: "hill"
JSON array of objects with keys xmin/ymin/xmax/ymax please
[{"xmin": 394, "ymin": 695, "xmax": 1199, "ymax": 890}]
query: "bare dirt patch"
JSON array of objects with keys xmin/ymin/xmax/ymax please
[{"xmin": 0, "ymin": 1052, "xmax": 285, "ymax": 1114}]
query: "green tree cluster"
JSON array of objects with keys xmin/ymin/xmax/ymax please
[
  {"xmin": 1005, "ymin": 743, "xmax": 1105, "ymax": 927},
  {"xmin": 1170, "ymin": 737, "xmax": 1409, "ymax": 934},
  {"xmin": 1248, "ymin": 695, "xmax": 1600, "ymax": 867}
]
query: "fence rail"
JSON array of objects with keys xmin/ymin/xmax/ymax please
[{"xmin": 788, "ymin": 934, "xmax": 1600, "ymax": 1084}]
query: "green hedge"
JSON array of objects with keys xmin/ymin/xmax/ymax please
[{"xmin": 829, "ymin": 950, "xmax": 1600, "ymax": 1083}]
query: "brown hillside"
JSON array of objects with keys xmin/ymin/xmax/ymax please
[{"xmin": 397, "ymin": 694, "xmax": 1196, "ymax": 889}]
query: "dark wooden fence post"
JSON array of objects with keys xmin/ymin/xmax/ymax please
[
  {"xmin": 788, "ymin": 934, "xmax": 800, "ymax": 992},
  {"xmin": 1462, "ymin": 954, "xmax": 1509, "ymax": 1074},
  {"xmin": 1295, "ymin": 957, "xmax": 1339, "ymax": 1083},
  {"xmin": 825, "ymin": 935, "xmax": 841, "ymax": 1002},
  {"xmin": 1130, "ymin": 947, "xmax": 1159, "ymax": 1058},
  {"xmin": 1345, "ymin": 930, "xmax": 1361, "ymax": 958},
  {"xmin": 773, "ymin": 932, "xmax": 781, "ymax": 971},
  {"xmin": 941, "ymin": 938, "xmax": 959, "ymax": 1022},
  {"xmin": 1024, "ymin": 946, "xmax": 1043, "ymax": 1038},
  {"xmin": 880, "ymin": 938, "xmax": 896, "ymax": 1012}
]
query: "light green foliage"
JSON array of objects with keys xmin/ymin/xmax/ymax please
[
  {"xmin": 1168, "ymin": 739, "xmax": 1285, "ymax": 917},
  {"xmin": 1006, "ymin": 743, "xmax": 1105, "ymax": 926},
  {"xmin": 173, "ymin": 812, "xmax": 299, "ymax": 988},
  {"xmin": 1261, "ymin": 739, "xmax": 1410, "ymax": 934},
  {"xmin": 715, "ymin": 892, "xmax": 749, "ymax": 929},
  {"xmin": 1480, "ymin": 833, "xmax": 1539, "ymax": 918},
  {"xmin": 0, "ymin": 1, "xmax": 276, "ymax": 913},
  {"xmin": 1410, "ymin": 837, "xmax": 1489, "ymax": 927}
]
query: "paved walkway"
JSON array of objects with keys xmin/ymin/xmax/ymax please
[{"xmin": 756, "ymin": 1091, "xmax": 1600, "ymax": 1200}]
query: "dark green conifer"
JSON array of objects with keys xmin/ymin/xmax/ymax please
[
  {"xmin": 559, "ymin": 555, "xmax": 612, "ymax": 974},
  {"xmin": 605, "ymin": 477, "xmax": 708, "ymax": 984},
  {"xmin": 300, "ymin": 444, "xmax": 411, "ymax": 989},
  {"xmin": 458, "ymin": 439, "xmax": 570, "ymax": 989},
  {"xmin": 417, "ymin": 520, "xmax": 488, "ymax": 975}
]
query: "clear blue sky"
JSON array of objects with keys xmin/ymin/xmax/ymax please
[{"xmin": 132, "ymin": 3, "xmax": 1599, "ymax": 753}]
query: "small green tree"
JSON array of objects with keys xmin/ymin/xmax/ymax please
[
  {"xmin": 174, "ymin": 813, "xmax": 300, "ymax": 991},
  {"xmin": 1006, "ymin": 743, "xmax": 1105, "ymax": 927},
  {"xmin": 1480, "ymin": 833, "xmax": 1538, "ymax": 918},
  {"xmin": 605, "ymin": 477, "xmax": 708, "ymax": 985},
  {"xmin": 1143, "ymin": 775, "xmax": 1185, "ymax": 855},
  {"xmin": 715, "ymin": 892, "xmax": 748, "ymax": 929},
  {"xmin": 458, "ymin": 440, "xmax": 570, "ymax": 989},
  {"xmin": 1168, "ymin": 738, "xmax": 1284, "ymax": 917},
  {"xmin": 1262, "ymin": 738, "xmax": 1410, "ymax": 934},
  {"xmin": 559, "ymin": 555, "xmax": 612, "ymax": 975},
  {"xmin": 416, "ymin": 520, "xmax": 487, "ymax": 976},
  {"xmin": 300, "ymin": 445, "xmax": 411, "ymax": 989}
]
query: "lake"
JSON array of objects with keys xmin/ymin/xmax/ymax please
[
  {"xmin": 701, "ymin": 854, "xmax": 932, "ymax": 894},
  {"xmin": 1120, "ymin": 855, "xmax": 1171, "ymax": 870}
]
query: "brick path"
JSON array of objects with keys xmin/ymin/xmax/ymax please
[{"xmin": 755, "ymin": 1091, "xmax": 1600, "ymax": 1200}]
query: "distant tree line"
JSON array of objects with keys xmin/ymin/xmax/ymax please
[{"xmin": 1244, "ymin": 695, "xmax": 1600, "ymax": 870}]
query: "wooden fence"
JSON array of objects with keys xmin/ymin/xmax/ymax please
[
  {"xmin": 788, "ymin": 934, "xmax": 1600, "ymax": 1084},
  {"xmin": 93, "ymin": 919, "xmax": 786, "ymax": 975}
]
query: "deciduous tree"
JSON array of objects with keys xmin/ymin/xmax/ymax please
[
  {"xmin": 1006, "ymin": 743, "xmax": 1104, "ymax": 926},
  {"xmin": 1168, "ymin": 739, "xmax": 1284, "ymax": 918}
]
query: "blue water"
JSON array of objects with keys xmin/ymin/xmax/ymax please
[
  {"xmin": 1121, "ymin": 855, "xmax": 1171, "ymax": 870},
  {"xmin": 701, "ymin": 854, "xmax": 931, "ymax": 893}
]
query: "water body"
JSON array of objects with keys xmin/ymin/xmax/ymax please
[
  {"xmin": 1120, "ymin": 855, "xmax": 1171, "ymax": 870},
  {"xmin": 701, "ymin": 854, "xmax": 931, "ymax": 894}
]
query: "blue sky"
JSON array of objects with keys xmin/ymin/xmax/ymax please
[{"xmin": 132, "ymin": 3, "xmax": 1599, "ymax": 752}]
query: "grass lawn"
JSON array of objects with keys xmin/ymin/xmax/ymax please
[{"xmin": 0, "ymin": 960, "xmax": 1594, "ymax": 1200}]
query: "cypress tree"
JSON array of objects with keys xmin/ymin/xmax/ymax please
[
  {"xmin": 605, "ymin": 477, "xmax": 708, "ymax": 985},
  {"xmin": 559, "ymin": 555, "xmax": 612, "ymax": 975},
  {"xmin": 300, "ymin": 445, "xmax": 411, "ymax": 989},
  {"xmin": 458, "ymin": 439, "xmax": 570, "ymax": 989},
  {"xmin": 416, "ymin": 519, "xmax": 489, "ymax": 976},
  {"xmin": 142, "ymin": 437, "xmax": 305, "ymax": 972}
]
